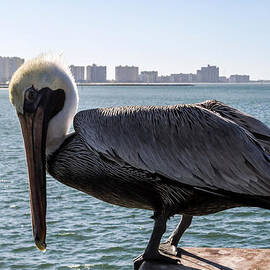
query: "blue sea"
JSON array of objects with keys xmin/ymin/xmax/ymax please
[{"xmin": 0, "ymin": 84, "xmax": 270, "ymax": 269}]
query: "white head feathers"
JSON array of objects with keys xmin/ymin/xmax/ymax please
[
  {"xmin": 9, "ymin": 54, "xmax": 79, "ymax": 155},
  {"xmin": 9, "ymin": 54, "xmax": 78, "ymax": 113}
]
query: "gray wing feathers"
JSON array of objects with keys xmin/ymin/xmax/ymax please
[
  {"xmin": 74, "ymin": 104, "xmax": 270, "ymax": 196},
  {"xmin": 198, "ymin": 100, "xmax": 270, "ymax": 152}
]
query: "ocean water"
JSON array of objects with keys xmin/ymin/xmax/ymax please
[{"xmin": 0, "ymin": 84, "xmax": 270, "ymax": 269}]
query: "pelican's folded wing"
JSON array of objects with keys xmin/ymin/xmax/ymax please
[
  {"xmin": 198, "ymin": 100, "xmax": 270, "ymax": 152},
  {"xmin": 74, "ymin": 104, "xmax": 270, "ymax": 196}
]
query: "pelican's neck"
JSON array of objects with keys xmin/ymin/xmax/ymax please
[
  {"xmin": 46, "ymin": 134, "xmax": 69, "ymax": 156},
  {"xmin": 46, "ymin": 84, "xmax": 79, "ymax": 156}
]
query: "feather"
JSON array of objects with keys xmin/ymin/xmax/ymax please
[{"xmin": 74, "ymin": 104, "xmax": 270, "ymax": 197}]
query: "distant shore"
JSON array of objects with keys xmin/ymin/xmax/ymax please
[
  {"xmin": 78, "ymin": 82, "xmax": 194, "ymax": 86},
  {"xmin": 1, "ymin": 81, "xmax": 270, "ymax": 89},
  {"xmin": 1, "ymin": 82, "xmax": 194, "ymax": 88}
]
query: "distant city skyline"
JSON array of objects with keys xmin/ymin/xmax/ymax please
[
  {"xmin": 1, "ymin": 1, "xmax": 270, "ymax": 81},
  {"xmin": 68, "ymin": 63, "xmax": 250, "ymax": 83},
  {"xmin": 0, "ymin": 56, "xmax": 255, "ymax": 84}
]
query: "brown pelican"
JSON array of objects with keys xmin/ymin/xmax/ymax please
[{"xmin": 9, "ymin": 55, "xmax": 270, "ymax": 269}]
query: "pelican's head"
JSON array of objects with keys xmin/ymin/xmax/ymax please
[{"xmin": 9, "ymin": 54, "xmax": 78, "ymax": 251}]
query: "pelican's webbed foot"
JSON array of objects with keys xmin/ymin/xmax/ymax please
[
  {"xmin": 133, "ymin": 250, "xmax": 180, "ymax": 270},
  {"xmin": 159, "ymin": 214, "xmax": 193, "ymax": 257},
  {"xmin": 133, "ymin": 211, "xmax": 181, "ymax": 270},
  {"xmin": 159, "ymin": 241, "xmax": 178, "ymax": 256}
]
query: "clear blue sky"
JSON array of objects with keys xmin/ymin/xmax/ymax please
[{"xmin": 1, "ymin": 0, "xmax": 269, "ymax": 80}]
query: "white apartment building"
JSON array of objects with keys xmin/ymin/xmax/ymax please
[
  {"xmin": 70, "ymin": 65, "xmax": 85, "ymax": 82},
  {"xmin": 115, "ymin": 66, "xmax": 139, "ymax": 82},
  {"xmin": 197, "ymin": 65, "xmax": 219, "ymax": 82},
  {"xmin": 170, "ymin": 73, "xmax": 196, "ymax": 83},
  {"xmin": 0, "ymin": 56, "xmax": 24, "ymax": 83},
  {"xmin": 229, "ymin": 75, "xmax": 250, "ymax": 83},
  {"xmin": 139, "ymin": 71, "xmax": 158, "ymax": 83},
  {"xmin": 86, "ymin": 64, "xmax": 106, "ymax": 82}
]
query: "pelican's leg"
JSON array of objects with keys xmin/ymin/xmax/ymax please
[
  {"xmin": 133, "ymin": 212, "xmax": 180, "ymax": 270},
  {"xmin": 159, "ymin": 214, "xmax": 193, "ymax": 256}
]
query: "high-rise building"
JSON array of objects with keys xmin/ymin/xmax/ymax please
[
  {"xmin": 0, "ymin": 56, "xmax": 24, "ymax": 83},
  {"xmin": 115, "ymin": 66, "xmax": 139, "ymax": 82},
  {"xmin": 86, "ymin": 64, "xmax": 106, "ymax": 82},
  {"xmin": 69, "ymin": 65, "xmax": 85, "ymax": 82},
  {"xmin": 196, "ymin": 65, "xmax": 219, "ymax": 82},
  {"xmin": 229, "ymin": 75, "xmax": 250, "ymax": 83},
  {"xmin": 139, "ymin": 71, "xmax": 158, "ymax": 83}
]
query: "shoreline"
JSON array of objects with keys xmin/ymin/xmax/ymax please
[
  {"xmin": 78, "ymin": 82, "xmax": 194, "ymax": 86},
  {"xmin": 1, "ymin": 82, "xmax": 270, "ymax": 89}
]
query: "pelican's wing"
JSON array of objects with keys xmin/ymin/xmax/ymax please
[
  {"xmin": 198, "ymin": 100, "xmax": 270, "ymax": 152},
  {"xmin": 74, "ymin": 105, "xmax": 270, "ymax": 196}
]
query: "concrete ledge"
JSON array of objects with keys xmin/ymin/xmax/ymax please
[{"xmin": 139, "ymin": 247, "xmax": 270, "ymax": 270}]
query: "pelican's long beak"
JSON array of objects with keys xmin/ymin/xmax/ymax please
[
  {"xmin": 17, "ymin": 87, "xmax": 65, "ymax": 252},
  {"xmin": 18, "ymin": 107, "xmax": 47, "ymax": 251}
]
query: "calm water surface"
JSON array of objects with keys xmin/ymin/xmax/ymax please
[{"xmin": 0, "ymin": 84, "xmax": 270, "ymax": 269}]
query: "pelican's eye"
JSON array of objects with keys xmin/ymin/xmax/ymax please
[
  {"xmin": 25, "ymin": 87, "xmax": 38, "ymax": 103},
  {"xmin": 23, "ymin": 86, "xmax": 41, "ymax": 113}
]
